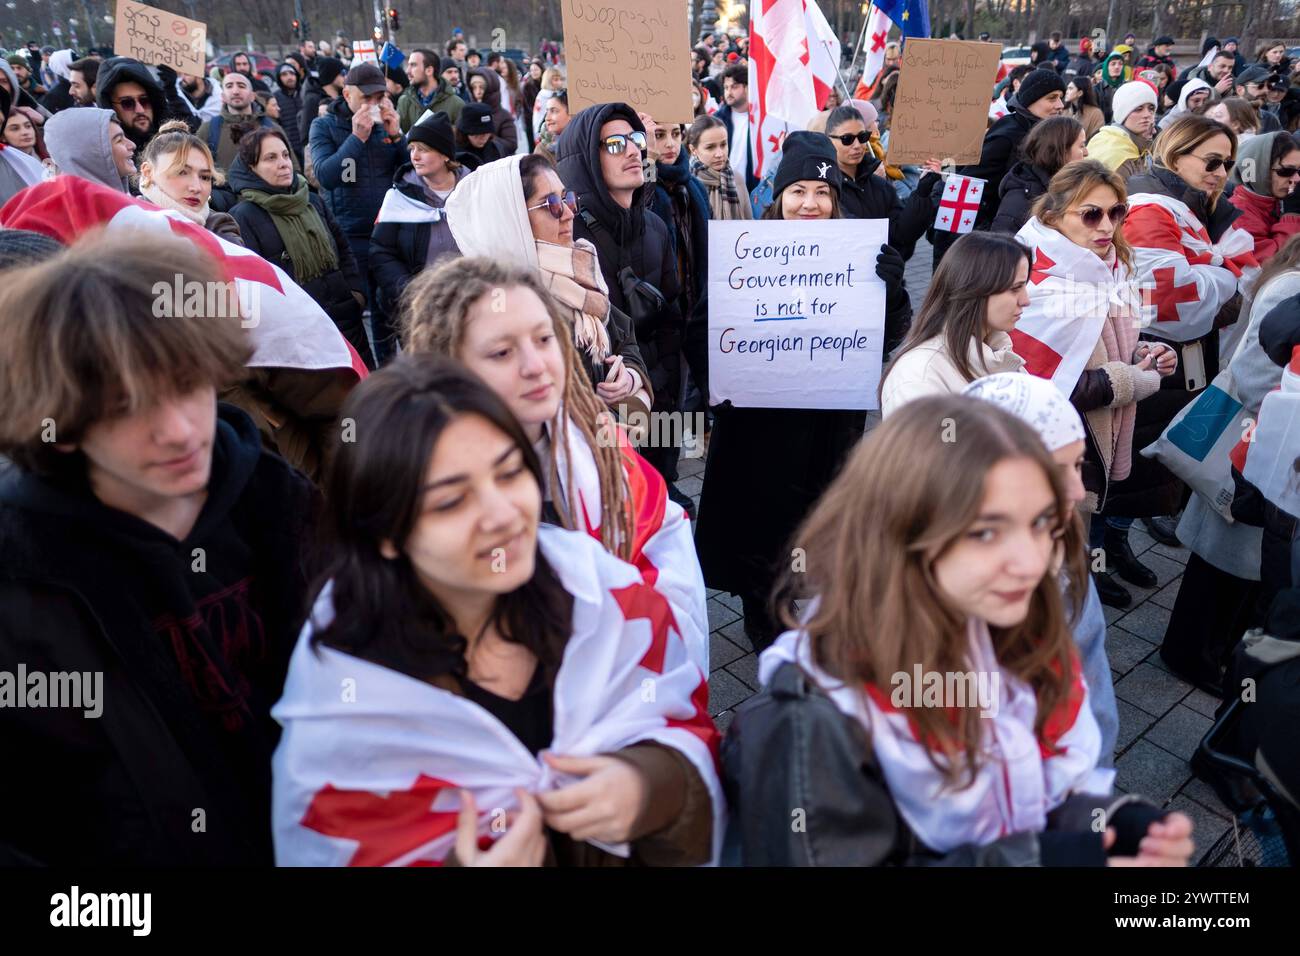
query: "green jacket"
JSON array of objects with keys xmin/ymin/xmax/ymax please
[{"xmin": 396, "ymin": 80, "xmax": 464, "ymax": 133}]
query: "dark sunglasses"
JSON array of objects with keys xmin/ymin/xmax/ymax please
[
  {"xmin": 1275, "ymin": 164, "xmax": 1300, "ymax": 178},
  {"xmin": 1074, "ymin": 203, "xmax": 1129, "ymax": 228},
  {"xmin": 833, "ymin": 131, "xmax": 871, "ymax": 146},
  {"xmin": 526, "ymin": 190, "xmax": 578, "ymax": 219},
  {"xmin": 600, "ymin": 131, "xmax": 648, "ymax": 155},
  {"xmin": 112, "ymin": 95, "xmax": 151, "ymax": 112},
  {"xmin": 1191, "ymin": 152, "xmax": 1235, "ymax": 173}
]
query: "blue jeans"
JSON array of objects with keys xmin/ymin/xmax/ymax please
[{"xmin": 1072, "ymin": 577, "xmax": 1119, "ymax": 768}]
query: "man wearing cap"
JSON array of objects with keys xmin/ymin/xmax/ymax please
[
  {"xmin": 1235, "ymin": 65, "xmax": 1283, "ymax": 132},
  {"xmin": 398, "ymin": 50, "xmax": 463, "ymax": 132},
  {"xmin": 1087, "ymin": 80, "xmax": 1158, "ymax": 179},
  {"xmin": 930, "ymin": 68, "xmax": 1065, "ymax": 265},
  {"xmin": 309, "ymin": 61, "xmax": 408, "ymax": 358},
  {"xmin": 1137, "ymin": 36, "xmax": 1178, "ymax": 80}
]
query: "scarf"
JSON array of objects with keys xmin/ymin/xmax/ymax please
[
  {"xmin": 534, "ymin": 238, "xmax": 611, "ymax": 364},
  {"xmin": 690, "ymin": 157, "xmax": 751, "ymax": 220},
  {"xmin": 237, "ymin": 175, "xmax": 337, "ymax": 284},
  {"xmin": 1098, "ymin": 251, "xmax": 1141, "ymax": 482},
  {"xmin": 139, "ymin": 178, "xmax": 209, "ymax": 225},
  {"xmin": 869, "ymin": 134, "xmax": 904, "ymax": 181}
]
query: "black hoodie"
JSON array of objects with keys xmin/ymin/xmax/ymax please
[
  {"xmin": 0, "ymin": 404, "xmax": 316, "ymax": 865},
  {"xmin": 95, "ymin": 56, "xmax": 195, "ymax": 149},
  {"xmin": 556, "ymin": 103, "xmax": 686, "ymax": 429}
]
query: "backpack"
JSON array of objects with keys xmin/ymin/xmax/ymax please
[{"xmin": 206, "ymin": 114, "xmax": 276, "ymax": 155}]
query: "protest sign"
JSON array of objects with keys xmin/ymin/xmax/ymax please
[
  {"xmin": 886, "ymin": 38, "xmax": 1001, "ymax": 166},
  {"xmin": 561, "ymin": 0, "xmax": 693, "ymax": 124},
  {"xmin": 113, "ymin": 0, "xmax": 206, "ymax": 75},
  {"xmin": 708, "ymin": 219, "xmax": 888, "ymax": 410}
]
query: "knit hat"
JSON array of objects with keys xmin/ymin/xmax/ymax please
[
  {"xmin": 0, "ymin": 228, "xmax": 65, "ymax": 271},
  {"xmin": 439, "ymin": 56, "xmax": 461, "ymax": 75},
  {"xmin": 1111, "ymin": 80, "xmax": 1158, "ymax": 125},
  {"xmin": 457, "ymin": 102, "xmax": 494, "ymax": 135},
  {"xmin": 6, "ymin": 54, "xmax": 28, "ymax": 68},
  {"xmin": 962, "ymin": 373, "xmax": 1085, "ymax": 451},
  {"xmin": 409, "ymin": 111, "xmax": 456, "ymax": 158},
  {"xmin": 316, "ymin": 56, "xmax": 345, "ymax": 87},
  {"xmin": 1153, "ymin": 36, "xmax": 1175, "ymax": 47},
  {"xmin": 1015, "ymin": 69, "xmax": 1067, "ymax": 109},
  {"xmin": 773, "ymin": 131, "xmax": 842, "ymax": 197}
]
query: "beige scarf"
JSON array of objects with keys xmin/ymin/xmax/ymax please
[
  {"xmin": 1099, "ymin": 248, "xmax": 1141, "ymax": 481},
  {"xmin": 139, "ymin": 179, "xmax": 209, "ymax": 225},
  {"xmin": 534, "ymin": 239, "xmax": 611, "ymax": 364}
]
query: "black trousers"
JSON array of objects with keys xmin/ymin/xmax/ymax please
[{"xmin": 1162, "ymin": 553, "xmax": 1260, "ymax": 676}]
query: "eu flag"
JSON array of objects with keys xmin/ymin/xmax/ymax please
[{"xmin": 874, "ymin": 0, "xmax": 931, "ymax": 40}]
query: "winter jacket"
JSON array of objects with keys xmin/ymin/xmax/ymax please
[
  {"xmin": 840, "ymin": 152, "xmax": 935, "ymax": 262},
  {"xmin": 1049, "ymin": 45, "xmax": 1071, "ymax": 73},
  {"xmin": 95, "ymin": 57, "xmax": 197, "ymax": 150},
  {"xmin": 273, "ymin": 77, "xmax": 304, "ymax": 161},
  {"xmin": 368, "ymin": 163, "xmax": 465, "ymax": 315},
  {"xmin": 309, "ymin": 96, "xmax": 407, "ymax": 239},
  {"xmin": 198, "ymin": 109, "xmax": 296, "ymax": 174},
  {"xmin": 204, "ymin": 209, "xmax": 244, "ymax": 245},
  {"xmin": 0, "ymin": 58, "xmax": 50, "ymax": 120},
  {"xmin": 992, "ymin": 160, "xmax": 1053, "ymax": 234},
  {"xmin": 881, "ymin": 332, "xmax": 1026, "ymax": 417},
  {"xmin": 178, "ymin": 75, "xmax": 222, "ymax": 124},
  {"xmin": 227, "ymin": 157, "xmax": 374, "ymax": 371},
  {"xmin": 1136, "ymin": 49, "xmax": 1178, "ymax": 81},
  {"xmin": 40, "ymin": 78, "xmax": 75, "ymax": 114},
  {"xmin": 395, "ymin": 79, "xmax": 464, "ymax": 132},
  {"xmin": 1228, "ymin": 184, "xmax": 1300, "ymax": 263},
  {"xmin": 0, "ymin": 404, "xmax": 317, "ymax": 866},
  {"xmin": 298, "ymin": 78, "xmax": 334, "ymax": 148},
  {"xmin": 557, "ymin": 103, "xmax": 685, "ymax": 417},
  {"xmin": 467, "ymin": 67, "xmax": 519, "ymax": 154},
  {"xmin": 1087, "ymin": 124, "xmax": 1151, "ymax": 180},
  {"xmin": 714, "ymin": 102, "xmax": 757, "ymax": 192},
  {"xmin": 649, "ymin": 149, "xmax": 711, "ymax": 318},
  {"xmin": 455, "ymin": 135, "xmax": 510, "ymax": 171},
  {"xmin": 1072, "ymin": 103, "xmax": 1105, "ymax": 140},
  {"xmin": 43, "ymin": 107, "xmax": 131, "ymax": 193}
]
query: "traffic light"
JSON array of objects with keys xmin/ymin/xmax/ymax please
[
  {"xmin": 292, "ymin": 18, "xmax": 301, "ymax": 37},
  {"xmin": 387, "ymin": 7, "xmax": 400, "ymax": 31}
]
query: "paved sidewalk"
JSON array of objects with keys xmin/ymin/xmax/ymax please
[{"xmin": 688, "ymin": 237, "xmax": 1238, "ymax": 864}]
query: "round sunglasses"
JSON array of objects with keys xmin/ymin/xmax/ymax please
[
  {"xmin": 1072, "ymin": 203, "xmax": 1129, "ymax": 228},
  {"xmin": 832, "ymin": 131, "xmax": 871, "ymax": 146},
  {"xmin": 600, "ymin": 130, "xmax": 648, "ymax": 155},
  {"xmin": 526, "ymin": 190, "xmax": 578, "ymax": 219}
]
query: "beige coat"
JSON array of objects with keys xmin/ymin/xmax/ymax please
[{"xmin": 880, "ymin": 331, "xmax": 1026, "ymax": 417}]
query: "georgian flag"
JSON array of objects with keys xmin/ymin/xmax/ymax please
[
  {"xmin": 272, "ymin": 525, "xmax": 724, "ymax": 866},
  {"xmin": 0, "ymin": 176, "xmax": 368, "ymax": 379},
  {"xmin": 804, "ymin": 0, "xmax": 843, "ymax": 109},
  {"xmin": 749, "ymin": 0, "xmax": 820, "ymax": 181},
  {"xmin": 934, "ymin": 174, "xmax": 985, "ymax": 234},
  {"xmin": 988, "ymin": 95, "xmax": 1009, "ymax": 121},
  {"xmin": 853, "ymin": 6, "xmax": 893, "ymax": 99},
  {"xmin": 1123, "ymin": 191, "xmax": 1258, "ymax": 343},
  {"xmin": 1011, "ymin": 216, "xmax": 1145, "ymax": 394},
  {"xmin": 554, "ymin": 417, "xmax": 710, "ymax": 671},
  {"xmin": 1243, "ymin": 346, "xmax": 1300, "ymax": 518},
  {"xmin": 374, "ymin": 186, "xmax": 445, "ymax": 225},
  {"xmin": 0, "ymin": 141, "xmax": 46, "ymax": 190}
]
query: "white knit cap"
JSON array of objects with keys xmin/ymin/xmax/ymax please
[
  {"xmin": 1111, "ymin": 80, "xmax": 1159, "ymax": 126},
  {"xmin": 962, "ymin": 372, "xmax": 1086, "ymax": 451}
]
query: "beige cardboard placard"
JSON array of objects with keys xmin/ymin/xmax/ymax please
[
  {"xmin": 886, "ymin": 39, "xmax": 1001, "ymax": 166},
  {"xmin": 561, "ymin": 0, "xmax": 694, "ymax": 124},
  {"xmin": 113, "ymin": 0, "xmax": 207, "ymax": 76}
]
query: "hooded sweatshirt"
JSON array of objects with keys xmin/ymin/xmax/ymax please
[
  {"xmin": 43, "ymin": 107, "xmax": 132, "ymax": 192},
  {"xmin": 467, "ymin": 67, "xmax": 519, "ymax": 154},
  {"xmin": 1158, "ymin": 78, "xmax": 1211, "ymax": 130},
  {"xmin": 1227, "ymin": 130, "xmax": 1300, "ymax": 262},
  {"xmin": 95, "ymin": 56, "xmax": 169, "ymax": 150},
  {"xmin": 0, "ymin": 57, "xmax": 51, "ymax": 119}
]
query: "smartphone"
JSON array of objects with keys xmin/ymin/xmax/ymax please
[{"xmin": 1182, "ymin": 341, "xmax": 1206, "ymax": 392}]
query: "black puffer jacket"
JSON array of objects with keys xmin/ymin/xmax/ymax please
[
  {"xmin": 557, "ymin": 103, "xmax": 685, "ymax": 419},
  {"xmin": 274, "ymin": 70, "xmax": 304, "ymax": 162},
  {"xmin": 839, "ymin": 153, "xmax": 938, "ymax": 263},
  {"xmin": 368, "ymin": 163, "xmax": 465, "ymax": 315},
  {"xmin": 991, "ymin": 160, "xmax": 1053, "ymax": 234},
  {"xmin": 467, "ymin": 67, "xmax": 519, "ymax": 154},
  {"xmin": 226, "ymin": 158, "xmax": 375, "ymax": 369}
]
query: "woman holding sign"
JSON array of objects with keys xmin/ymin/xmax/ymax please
[{"xmin": 694, "ymin": 132, "xmax": 911, "ymax": 650}]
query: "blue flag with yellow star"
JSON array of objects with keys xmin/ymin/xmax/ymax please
[{"xmin": 875, "ymin": 0, "xmax": 930, "ymax": 40}]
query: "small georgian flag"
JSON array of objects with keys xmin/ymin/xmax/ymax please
[{"xmin": 934, "ymin": 174, "xmax": 985, "ymax": 235}]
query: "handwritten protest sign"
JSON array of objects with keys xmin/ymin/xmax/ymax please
[
  {"xmin": 561, "ymin": 0, "xmax": 693, "ymax": 124},
  {"xmin": 113, "ymin": 0, "xmax": 206, "ymax": 75},
  {"xmin": 708, "ymin": 219, "xmax": 888, "ymax": 410},
  {"xmin": 886, "ymin": 39, "xmax": 1001, "ymax": 166}
]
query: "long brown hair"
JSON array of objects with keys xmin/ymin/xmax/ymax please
[
  {"xmin": 1032, "ymin": 159, "xmax": 1135, "ymax": 270},
  {"xmin": 887, "ymin": 231, "xmax": 1032, "ymax": 388},
  {"xmin": 775, "ymin": 396, "xmax": 1081, "ymax": 786},
  {"xmin": 399, "ymin": 257, "xmax": 633, "ymax": 559},
  {"xmin": 1020, "ymin": 115, "xmax": 1085, "ymax": 176}
]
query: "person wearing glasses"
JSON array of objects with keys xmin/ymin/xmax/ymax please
[
  {"xmin": 95, "ymin": 57, "xmax": 197, "ymax": 154},
  {"xmin": 555, "ymin": 104, "xmax": 694, "ymax": 516},
  {"xmin": 1011, "ymin": 160, "xmax": 1177, "ymax": 609},
  {"xmin": 1227, "ymin": 130, "xmax": 1300, "ymax": 264},
  {"xmin": 369, "ymin": 112, "xmax": 465, "ymax": 330}
]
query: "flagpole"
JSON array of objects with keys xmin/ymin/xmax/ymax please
[
  {"xmin": 823, "ymin": 39, "xmax": 855, "ymax": 103},
  {"xmin": 849, "ymin": 4, "xmax": 874, "ymax": 77}
]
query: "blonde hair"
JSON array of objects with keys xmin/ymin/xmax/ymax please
[
  {"xmin": 541, "ymin": 66, "xmax": 566, "ymax": 92},
  {"xmin": 140, "ymin": 118, "xmax": 226, "ymax": 187},
  {"xmin": 1153, "ymin": 113, "xmax": 1238, "ymax": 207},
  {"xmin": 1032, "ymin": 159, "xmax": 1135, "ymax": 270},
  {"xmin": 399, "ymin": 257, "xmax": 633, "ymax": 559}
]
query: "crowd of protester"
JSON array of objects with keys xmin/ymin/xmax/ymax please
[{"xmin": 0, "ymin": 21, "xmax": 1296, "ymax": 869}]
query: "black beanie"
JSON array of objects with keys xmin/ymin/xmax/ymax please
[
  {"xmin": 440, "ymin": 56, "xmax": 461, "ymax": 75},
  {"xmin": 1258, "ymin": 294, "xmax": 1300, "ymax": 367},
  {"xmin": 409, "ymin": 111, "xmax": 456, "ymax": 158},
  {"xmin": 316, "ymin": 56, "xmax": 345, "ymax": 87},
  {"xmin": 1016, "ymin": 68, "xmax": 1067, "ymax": 109},
  {"xmin": 457, "ymin": 102, "xmax": 495, "ymax": 135},
  {"xmin": 773, "ymin": 131, "xmax": 842, "ymax": 197},
  {"xmin": 0, "ymin": 229, "xmax": 64, "ymax": 271}
]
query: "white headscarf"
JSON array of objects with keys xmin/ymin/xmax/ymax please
[
  {"xmin": 49, "ymin": 49, "xmax": 75, "ymax": 82},
  {"xmin": 962, "ymin": 372, "xmax": 1086, "ymax": 451},
  {"xmin": 444, "ymin": 154, "xmax": 539, "ymax": 268}
]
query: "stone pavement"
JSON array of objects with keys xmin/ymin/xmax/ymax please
[{"xmin": 685, "ymin": 237, "xmax": 1239, "ymax": 865}]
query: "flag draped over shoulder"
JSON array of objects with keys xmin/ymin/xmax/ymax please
[
  {"xmin": 0, "ymin": 142, "xmax": 47, "ymax": 190},
  {"xmin": 0, "ymin": 176, "xmax": 368, "ymax": 380},
  {"xmin": 1011, "ymin": 216, "xmax": 1144, "ymax": 395},
  {"xmin": 1243, "ymin": 346, "xmax": 1300, "ymax": 519},
  {"xmin": 271, "ymin": 525, "xmax": 723, "ymax": 867}
]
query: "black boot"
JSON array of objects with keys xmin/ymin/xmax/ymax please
[
  {"xmin": 741, "ymin": 593, "xmax": 779, "ymax": 653},
  {"xmin": 1092, "ymin": 571, "xmax": 1132, "ymax": 609},
  {"xmin": 667, "ymin": 482, "xmax": 696, "ymax": 520},
  {"xmin": 1103, "ymin": 527, "xmax": 1158, "ymax": 588},
  {"xmin": 1143, "ymin": 514, "xmax": 1181, "ymax": 547}
]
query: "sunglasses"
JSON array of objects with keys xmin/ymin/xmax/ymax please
[
  {"xmin": 112, "ymin": 95, "xmax": 151, "ymax": 112},
  {"xmin": 833, "ymin": 131, "xmax": 871, "ymax": 146},
  {"xmin": 1192, "ymin": 152, "xmax": 1235, "ymax": 173},
  {"xmin": 1073, "ymin": 203, "xmax": 1129, "ymax": 228},
  {"xmin": 600, "ymin": 131, "xmax": 648, "ymax": 155},
  {"xmin": 527, "ymin": 190, "xmax": 578, "ymax": 219},
  {"xmin": 1275, "ymin": 164, "xmax": 1300, "ymax": 178}
]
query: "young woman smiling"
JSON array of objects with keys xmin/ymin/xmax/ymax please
[{"xmin": 137, "ymin": 119, "xmax": 242, "ymax": 244}]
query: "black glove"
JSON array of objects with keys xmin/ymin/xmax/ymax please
[
  {"xmin": 1283, "ymin": 184, "xmax": 1300, "ymax": 216},
  {"xmin": 156, "ymin": 63, "xmax": 178, "ymax": 84},
  {"xmin": 875, "ymin": 244, "xmax": 905, "ymax": 287}
]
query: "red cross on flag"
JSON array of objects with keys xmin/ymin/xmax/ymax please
[
  {"xmin": 934, "ymin": 174, "xmax": 985, "ymax": 234},
  {"xmin": 855, "ymin": 6, "xmax": 894, "ymax": 99}
]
